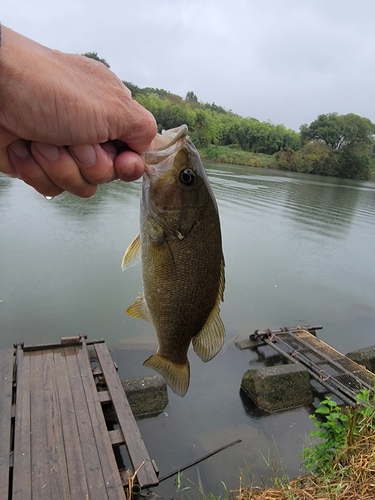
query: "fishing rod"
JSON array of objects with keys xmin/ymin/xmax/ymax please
[{"xmin": 158, "ymin": 438, "xmax": 242, "ymax": 483}]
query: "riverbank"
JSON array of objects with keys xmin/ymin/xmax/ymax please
[
  {"xmin": 233, "ymin": 432, "xmax": 375, "ymax": 499},
  {"xmin": 199, "ymin": 145, "xmax": 276, "ymax": 169},
  {"xmin": 199, "ymin": 144, "xmax": 375, "ymax": 180},
  {"xmin": 231, "ymin": 392, "xmax": 375, "ymax": 500}
]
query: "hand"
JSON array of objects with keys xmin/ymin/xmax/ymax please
[{"xmin": 0, "ymin": 25, "xmax": 157, "ymax": 197}]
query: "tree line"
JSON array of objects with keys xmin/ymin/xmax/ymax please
[
  {"xmin": 82, "ymin": 53, "xmax": 375, "ymax": 180},
  {"xmin": 276, "ymin": 112, "xmax": 375, "ymax": 179},
  {"xmin": 126, "ymin": 82, "xmax": 301, "ymax": 155},
  {"xmin": 128, "ymin": 83, "xmax": 375, "ymax": 180}
]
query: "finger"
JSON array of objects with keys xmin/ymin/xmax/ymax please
[
  {"xmin": 0, "ymin": 145, "xmax": 19, "ymax": 177},
  {"xmin": 31, "ymin": 142, "xmax": 97, "ymax": 198},
  {"xmin": 0, "ymin": 129, "xmax": 22, "ymax": 177},
  {"xmin": 118, "ymin": 104, "xmax": 157, "ymax": 153},
  {"xmin": 7, "ymin": 140, "xmax": 64, "ymax": 196},
  {"xmin": 114, "ymin": 150, "xmax": 145, "ymax": 182},
  {"xmin": 68, "ymin": 143, "xmax": 117, "ymax": 185}
]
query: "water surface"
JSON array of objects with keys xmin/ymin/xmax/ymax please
[{"xmin": 1, "ymin": 165, "xmax": 375, "ymax": 497}]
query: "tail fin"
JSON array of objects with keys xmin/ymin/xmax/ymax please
[{"xmin": 143, "ymin": 353, "xmax": 190, "ymax": 397}]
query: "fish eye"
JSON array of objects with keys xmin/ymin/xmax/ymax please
[{"xmin": 179, "ymin": 168, "xmax": 196, "ymax": 186}]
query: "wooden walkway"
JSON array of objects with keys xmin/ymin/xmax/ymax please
[{"xmin": 0, "ymin": 335, "xmax": 158, "ymax": 500}]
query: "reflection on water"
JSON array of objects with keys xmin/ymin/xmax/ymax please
[
  {"xmin": 208, "ymin": 163, "xmax": 374, "ymax": 241},
  {"xmin": 1, "ymin": 166, "xmax": 375, "ymax": 497}
]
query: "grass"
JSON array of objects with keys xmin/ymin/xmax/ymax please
[
  {"xmin": 233, "ymin": 433, "xmax": 375, "ymax": 499},
  {"xmin": 169, "ymin": 394, "xmax": 375, "ymax": 500},
  {"xmin": 231, "ymin": 391, "xmax": 375, "ymax": 500},
  {"xmin": 198, "ymin": 145, "xmax": 276, "ymax": 169}
]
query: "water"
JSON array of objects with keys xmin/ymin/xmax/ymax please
[{"xmin": 1, "ymin": 165, "xmax": 375, "ymax": 497}]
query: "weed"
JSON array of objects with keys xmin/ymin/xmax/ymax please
[{"xmin": 302, "ymin": 389, "xmax": 375, "ymax": 474}]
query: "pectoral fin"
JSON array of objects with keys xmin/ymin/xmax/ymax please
[
  {"xmin": 143, "ymin": 352, "xmax": 190, "ymax": 397},
  {"xmin": 126, "ymin": 293, "xmax": 151, "ymax": 322},
  {"xmin": 121, "ymin": 234, "xmax": 141, "ymax": 271}
]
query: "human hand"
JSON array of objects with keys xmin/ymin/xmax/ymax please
[{"xmin": 0, "ymin": 25, "xmax": 157, "ymax": 197}]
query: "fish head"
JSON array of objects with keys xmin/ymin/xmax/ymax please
[{"xmin": 141, "ymin": 125, "xmax": 217, "ymax": 238}]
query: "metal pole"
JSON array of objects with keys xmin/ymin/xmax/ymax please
[
  {"xmin": 158, "ymin": 439, "xmax": 242, "ymax": 483},
  {"xmin": 261, "ymin": 337, "xmax": 356, "ymax": 408}
]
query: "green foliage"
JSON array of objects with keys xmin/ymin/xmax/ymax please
[
  {"xmin": 185, "ymin": 90, "xmax": 198, "ymax": 103},
  {"xmin": 82, "ymin": 52, "xmax": 110, "ymax": 68},
  {"xmin": 278, "ymin": 114, "xmax": 375, "ymax": 179},
  {"xmin": 110, "ymin": 72, "xmax": 375, "ymax": 180},
  {"xmin": 275, "ymin": 142, "xmax": 340, "ymax": 176},
  {"xmin": 199, "ymin": 145, "xmax": 275, "ymax": 168},
  {"xmin": 336, "ymin": 148, "xmax": 372, "ymax": 180},
  {"xmin": 302, "ymin": 398, "xmax": 348, "ymax": 473},
  {"xmin": 131, "ymin": 85, "xmax": 299, "ymax": 155},
  {"xmin": 301, "ymin": 112, "xmax": 375, "ymax": 153},
  {"xmin": 302, "ymin": 390, "xmax": 375, "ymax": 474}
]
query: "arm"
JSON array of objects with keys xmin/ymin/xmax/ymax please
[{"xmin": 0, "ymin": 24, "xmax": 156, "ymax": 197}]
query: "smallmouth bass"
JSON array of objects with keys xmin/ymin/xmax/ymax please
[{"xmin": 122, "ymin": 125, "xmax": 225, "ymax": 396}]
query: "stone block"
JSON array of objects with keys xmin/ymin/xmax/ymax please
[
  {"xmin": 346, "ymin": 346, "xmax": 375, "ymax": 374},
  {"xmin": 122, "ymin": 375, "xmax": 168, "ymax": 418},
  {"xmin": 241, "ymin": 363, "xmax": 313, "ymax": 412}
]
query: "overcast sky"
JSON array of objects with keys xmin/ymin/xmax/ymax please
[{"xmin": 2, "ymin": 0, "xmax": 375, "ymax": 131}]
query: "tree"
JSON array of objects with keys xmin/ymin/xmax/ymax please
[
  {"xmin": 300, "ymin": 112, "xmax": 375, "ymax": 153},
  {"xmin": 336, "ymin": 149, "xmax": 372, "ymax": 180},
  {"xmin": 300, "ymin": 112, "xmax": 375, "ymax": 179},
  {"xmin": 185, "ymin": 91, "xmax": 198, "ymax": 103},
  {"xmin": 82, "ymin": 52, "xmax": 110, "ymax": 68}
]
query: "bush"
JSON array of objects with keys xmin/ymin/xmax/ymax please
[
  {"xmin": 302, "ymin": 389, "xmax": 375, "ymax": 474},
  {"xmin": 336, "ymin": 149, "xmax": 372, "ymax": 180}
]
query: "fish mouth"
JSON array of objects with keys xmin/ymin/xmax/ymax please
[
  {"xmin": 152, "ymin": 125, "xmax": 188, "ymax": 151},
  {"xmin": 141, "ymin": 125, "xmax": 189, "ymax": 176}
]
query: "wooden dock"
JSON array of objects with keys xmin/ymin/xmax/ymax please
[{"xmin": 0, "ymin": 335, "xmax": 158, "ymax": 500}]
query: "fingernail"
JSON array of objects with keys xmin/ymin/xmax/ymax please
[
  {"xmin": 9, "ymin": 140, "xmax": 30, "ymax": 160},
  {"xmin": 70, "ymin": 144, "xmax": 97, "ymax": 166},
  {"xmin": 35, "ymin": 142, "xmax": 60, "ymax": 161}
]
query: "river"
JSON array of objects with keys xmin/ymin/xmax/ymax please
[{"xmin": 1, "ymin": 164, "xmax": 375, "ymax": 497}]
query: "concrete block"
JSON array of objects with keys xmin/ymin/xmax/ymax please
[
  {"xmin": 122, "ymin": 375, "xmax": 168, "ymax": 418},
  {"xmin": 346, "ymin": 346, "xmax": 375, "ymax": 374},
  {"xmin": 241, "ymin": 363, "xmax": 313, "ymax": 412}
]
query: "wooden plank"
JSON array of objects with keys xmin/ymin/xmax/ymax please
[
  {"xmin": 12, "ymin": 348, "xmax": 32, "ymax": 500},
  {"xmin": 0, "ymin": 349, "xmax": 14, "ymax": 500},
  {"xmin": 65, "ymin": 347, "xmax": 110, "ymax": 500},
  {"xmin": 98, "ymin": 390, "xmax": 111, "ymax": 403},
  {"xmin": 43, "ymin": 349, "xmax": 70, "ymax": 499},
  {"xmin": 109, "ymin": 429, "xmax": 125, "ymax": 446},
  {"xmin": 53, "ymin": 347, "xmax": 90, "ymax": 499},
  {"xmin": 94, "ymin": 343, "xmax": 159, "ymax": 488},
  {"xmin": 29, "ymin": 350, "xmax": 70, "ymax": 500},
  {"xmin": 23, "ymin": 338, "xmax": 105, "ymax": 352},
  {"xmin": 75, "ymin": 343, "xmax": 126, "ymax": 500},
  {"xmin": 29, "ymin": 350, "xmax": 48, "ymax": 498}
]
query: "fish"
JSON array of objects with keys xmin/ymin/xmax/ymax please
[{"xmin": 121, "ymin": 124, "xmax": 225, "ymax": 397}]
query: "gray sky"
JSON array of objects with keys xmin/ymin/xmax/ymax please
[{"xmin": 3, "ymin": 0, "xmax": 375, "ymax": 131}]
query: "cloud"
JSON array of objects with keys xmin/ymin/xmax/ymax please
[{"xmin": 2, "ymin": 0, "xmax": 375, "ymax": 130}]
